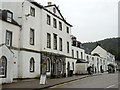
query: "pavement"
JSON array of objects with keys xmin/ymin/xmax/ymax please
[{"xmin": 2, "ymin": 73, "xmax": 105, "ymax": 90}]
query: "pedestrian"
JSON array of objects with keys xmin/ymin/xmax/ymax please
[{"xmin": 87, "ymin": 66, "xmax": 92, "ymax": 75}]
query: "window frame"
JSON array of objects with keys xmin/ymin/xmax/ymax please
[
  {"xmin": 47, "ymin": 14, "xmax": 51, "ymax": 25},
  {"xmin": 72, "ymin": 49, "xmax": 74, "ymax": 58},
  {"xmin": 30, "ymin": 28, "xmax": 35, "ymax": 45},
  {"xmin": 66, "ymin": 26, "xmax": 69, "ymax": 33},
  {"xmin": 7, "ymin": 11, "xmax": 13, "ymax": 22},
  {"xmin": 76, "ymin": 51, "xmax": 79, "ymax": 58},
  {"xmin": 0, "ymin": 56, "xmax": 7, "ymax": 78},
  {"xmin": 59, "ymin": 37, "xmax": 62, "ymax": 51},
  {"xmin": 59, "ymin": 21, "xmax": 62, "ymax": 30},
  {"xmin": 46, "ymin": 58, "xmax": 50, "ymax": 72},
  {"xmin": 47, "ymin": 33, "xmax": 51, "ymax": 48},
  {"xmin": 53, "ymin": 18, "xmax": 57, "ymax": 28},
  {"xmin": 30, "ymin": 57, "xmax": 35, "ymax": 72},
  {"xmin": 30, "ymin": 6, "xmax": 35, "ymax": 17},
  {"xmin": 67, "ymin": 41, "xmax": 69, "ymax": 53},
  {"xmin": 53, "ymin": 34, "xmax": 57, "ymax": 50},
  {"xmin": 5, "ymin": 30, "xmax": 12, "ymax": 47}
]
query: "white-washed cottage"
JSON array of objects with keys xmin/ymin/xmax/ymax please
[{"xmin": 0, "ymin": 9, "xmax": 20, "ymax": 83}]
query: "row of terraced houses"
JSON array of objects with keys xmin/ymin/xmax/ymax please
[{"xmin": 0, "ymin": 0, "xmax": 117, "ymax": 84}]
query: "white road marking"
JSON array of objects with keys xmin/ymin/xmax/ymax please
[
  {"xmin": 106, "ymin": 82, "xmax": 120, "ymax": 89},
  {"xmin": 106, "ymin": 84, "xmax": 115, "ymax": 88}
]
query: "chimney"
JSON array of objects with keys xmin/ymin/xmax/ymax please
[{"xmin": 48, "ymin": 2, "xmax": 52, "ymax": 5}]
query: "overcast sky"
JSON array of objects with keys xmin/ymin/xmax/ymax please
[{"xmin": 36, "ymin": 0, "xmax": 119, "ymax": 43}]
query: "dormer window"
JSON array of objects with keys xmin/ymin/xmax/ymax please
[
  {"xmin": 53, "ymin": 7, "xmax": 56, "ymax": 13},
  {"xmin": 7, "ymin": 11, "xmax": 13, "ymax": 22}
]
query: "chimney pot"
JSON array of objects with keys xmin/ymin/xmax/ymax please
[{"xmin": 48, "ymin": 2, "xmax": 52, "ymax": 5}]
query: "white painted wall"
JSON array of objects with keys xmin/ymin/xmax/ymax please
[
  {"xmin": 66, "ymin": 58, "xmax": 77, "ymax": 75},
  {"xmin": 91, "ymin": 46, "xmax": 107, "ymax": 59},
  {"xmin": 71, "ymin": 46, "xmax": 85, "ymax": 59},
  {"xmin": 0, "ymin": 45, "xmax": 14, "ymax": 84},
  {"xmin": 18, "ymin": 51, "xmax": 41, "ymax": 78}
]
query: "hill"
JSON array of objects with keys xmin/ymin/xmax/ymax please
[{"xmin": 82, "ymin": 37, "xmax": 120, "ymax": 61}]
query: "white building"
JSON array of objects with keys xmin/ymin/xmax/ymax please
[
  {"xmin": 0, "ymin": 9, "xmax": 20, "ymax": 83},
  {"xmin": 1, "ymin": 0, "xmax": 73, "ymax": 82},
  {"xmin": 0, "ymin": 0, "xmax": 117, "ymax": 84},
  {"xmin": 91, "ymin": 45, "xmax": 116, "ymax": 71}
]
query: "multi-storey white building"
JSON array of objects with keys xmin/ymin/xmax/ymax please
[{"xmin": 0, "ymin": 0, "xmax": 117, "ymax": 84}]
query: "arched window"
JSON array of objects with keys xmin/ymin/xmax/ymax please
[
  {"xmin": 0, "ymin": 56, "xmax": 7, "ymax": 78},
  {"xmin": 46, "ymin": 58, "xmax": 50, "ymax": 72},
  {"xmin": 30, "ymin": 57, "xmax": 35, "ymax": 72}
]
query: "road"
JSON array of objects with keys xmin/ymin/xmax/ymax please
[{"xmin": 49, "ymin": 72, "xmax": 119, "ymax": 89}]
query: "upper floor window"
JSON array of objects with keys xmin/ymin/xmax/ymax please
[
  {"xmin": 72, "ymin": 49, "xmax": 74, "ymax": 58},
  {"xmin": 59, "ymin": 21, "xmax": 62, "ymax": 30},
  {"xmin": 59, "ymin": 37, "xmax": 62, "ymax": 51},
  {"xmin": 6, "ymin": 30, "xmax": 12, "ymax": 47},
  {"xmin": 81, "ymin": 52, "xmax": 83, "ymax": 59},
  {"xmin": 30, "ymin": 28, "xmax": 35, "ymax": 45},
  {"xmin": 67, "ymin": 41, "xmax": 69, "ymax": 53},
  {"xmin": 53, "ymin": 18, "xmax": 57, "ymax": 28},
  {"xmin": 67, "ymin": 26, "xmax": 69, "ymax": 33},
  {"xmin": 30, "ymin": 57, "xmax": 35, "ymax": 72},
  {"xmin": 77, "ymin": 51, "xmax": 79, "ymax": 58},
  {"xmin": 7, "ymin": 11, "xmax": 13, "ymax": 22},
  {"xmin": 47, "ymin": 14, "xmax": 51, "ymax": 25},
  {"xmin": 47, "ymin": 33, "xmax": 51, "ymax": 48},
  {"xmin": 30, "ymin": 7, "xmax": 35, "ymax": 17},
  {"xmin": 0, "ymin": 56, "xmax": 7, "ymax": 78},
  {"xmin": 53, "ymin": 34, "xmax": 57, "ymax": 50},
  {"xmin": 53, "ymin": 7, "xmax": 56, "ymax": 13}
]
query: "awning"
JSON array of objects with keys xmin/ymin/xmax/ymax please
[{"xmin": 76, "ymin": 59, "xmax": 89, "ymax": 63}]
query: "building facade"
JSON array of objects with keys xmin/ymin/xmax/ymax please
[{"xmin": 0, "ymin": 0, "xmax": 117, "ymax": 84}]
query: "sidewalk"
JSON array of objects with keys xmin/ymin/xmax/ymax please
[{"xmin": 2, "ymin": 73, "xmax": 104, "ymax": 89}]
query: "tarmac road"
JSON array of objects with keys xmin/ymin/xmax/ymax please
[{"xmin": 49, "ymin": 72, "xmax": 119, "ymax": 89}]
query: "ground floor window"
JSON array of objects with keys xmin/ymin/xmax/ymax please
[
  {"xmin": 46, "ymin": 58, "xmax": 50, "ymax": 72},
  {"xmin": 30, "ymin": 57, "xmax": 35, "ymax": 72},
  {"xmin": 0, "ymin": 56, "xmax": 7, "ymax": 78}
]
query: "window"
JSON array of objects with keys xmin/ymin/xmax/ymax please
[
  {"xmin": 7, "ymin": 11, "xmax": 13, "ymax": 22},
  {"xmin": 30, "ymin": 7, "xmax": 35, "ymax": 17},
  {"xmin": 87, "ymin": 56, "xmax": 89, "ymax": 61},
  {"xmin": 46, "ymin": 58, "xmax": 50, "ymax": 72},
  {"xmin": 6, "ymin": 30, "xmax": 12, "ymax": 46},
  {"xmin": 59, "ymin": 21, "xmax": 62, "ymax": 30},
  {"xmin": 72, "ymin": 49, "xmax": 74, "ymax": 57},
  {"xmin": 53, "ymin": 7, "xmax": 56, "ymax": 13},
  {"xmin": 53, "ymin": 18, "xmax": 57, "ymax": 28},
  {"xmin": 81, "ymin": 52, "xmax": 83, "ymax": 59},
  {"xmin": 72, "ymin": 62, "xmax": 74, "ymax": 71},
  {"xmin": 30, "ymin": 58, "xmax": 35, "ymax": 72},
  {"xmin": 30, "ymin": 28, "xmax": 35, "ymax": 45},
  {"xmin": 67, "ymin": 26, "xmax": 69, "ymax": 33},
  {"xmin": 59, "ymin": 38, "xmax": 62, "ymax": 51},
  {"xmin": 47, "ymin": 14, "xmax": 51, "ymax": 25},
  {"xmin": 67, "ymin": 41, "xmax": 69, "ymax": 53},
  {"xmin": 53, "ymin": 34, "xmax": 57, "ymax": 50},
  {"xmin": 47, "ymin": 33, "xmax": 51, "ymax": 48},
  {"xmin": 76, "ymin": 51, "xmax": 79, "ymax": 58},
  {"xmin": 0, "ymin": 56, "xmax": 7, "ymax": 78}
]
